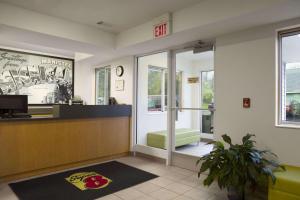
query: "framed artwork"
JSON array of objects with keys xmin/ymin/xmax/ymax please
[
  {"xmin": 0, "ymin": 48, "xmax": 74, "ymax": 104},
  {"xmin": 115, "ymin": 80, "xmax": 124, "ymax": 91}
]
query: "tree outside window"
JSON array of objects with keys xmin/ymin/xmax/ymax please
[
  {"xmin": 201, "ymin": 71, "xmax": 214, "ymax": 109},
  {"xmin": 285, "ymin": 63, "xmax": 300, "ymax": 122},
  {"xmin": 95, "ymin": 67, "xmax": 110, "ymax": 105},
  {"xmin": 148, "ymin": 67, "xmax": 163, "ymax": 111},
  {"xmin": 148, "ymin": 66, "xmax": 182, "ymax": 112}
]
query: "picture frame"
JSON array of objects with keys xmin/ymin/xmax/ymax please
[
  {"xmin": 0, "ymin": 48, "xmax": 74, "ymax": 105},
  {"xmin": 115, "ymin": 80, "xmax": 124, "ymax": 91}
]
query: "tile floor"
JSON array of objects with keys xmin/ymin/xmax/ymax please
[{"xmin": 0, "ymin": 156, "xmax": 227, "ymax": 200}]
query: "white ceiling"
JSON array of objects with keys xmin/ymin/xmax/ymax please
[
  {"xmin": 0, "ymin": 0, "xmax": 300, "ymax": 66},
  {"xmin": 0, "ymin": 0, "xmax": 203, "ymax": 33}
]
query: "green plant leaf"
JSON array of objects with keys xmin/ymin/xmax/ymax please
[
  {"xmin": 196, "ymin": 133, "xmax": 283, "ymax": 193},
  {"xmin": 242, "ymin": 134, "xmax": 255, "ymax": 144},
  {"xmin": 203, "ymin": 175, "xmax": 215, "ymax": 186},
  {"xmin": 222, "ymin": 134, "xmax": 232, "ymax": 145},
  {"xmin": 214, "ymin": 141, "xmax": 225, "ymax": 149},
  {"xmin": 196, "ymin": 159, "xmax": 201, "ymax": 166}
]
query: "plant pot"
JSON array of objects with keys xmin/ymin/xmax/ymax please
[{"xmin": 227, "ymin": 188, "xmax": 243, "ymax": 200}]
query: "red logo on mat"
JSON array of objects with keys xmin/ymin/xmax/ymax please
[
  {"xmin": 66, "ymin": 172, "xmax": 112, "ymax": 191},
  {"xmin": 84, "ymin": 175, "xmax": 109, "ymax": 189}
]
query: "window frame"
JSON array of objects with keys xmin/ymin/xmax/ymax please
[
  {"xmin": 201, "ymin": 70, "xmax": 214, "ymax": 109},
  {"xmin": 147, "ymin": 65, "xmax": 165, "ymax": 112},
  {"xmin": 147, "ymin": 65, "xmax": 182, "ymax": 113},
  {"xmin": 95, "ymin": 66, "xmax": 111, "ymax": 105},
  {"xmin": 277, "ymin": 26, "xmax": 300, "ymax": 127}
]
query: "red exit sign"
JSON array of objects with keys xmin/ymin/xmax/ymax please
[{"xmin": 154, "ymin": 22, "xmax": 169, "ymax": 38}]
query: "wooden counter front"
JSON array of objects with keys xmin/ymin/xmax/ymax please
[{"xmin": 0, "ymin": 117, "xmax": 130, "ymax": 180}]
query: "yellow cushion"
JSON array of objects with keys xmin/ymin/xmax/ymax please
[
  {"xmin": 269, "ymin": 188, "xmax": 300, "ymax": 200},
  {"xmin": 269, "ymin": 165, "xmax": 300, "ymax": 197}
]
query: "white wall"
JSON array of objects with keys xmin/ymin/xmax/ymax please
[
  {"xmin": 191, "ymin": 59, "xmax": 214, "ymax": 72},
  {"xmin": 74, "ymin": 62, "xmax": 94, "ymax": 105},
  {"xmin": 116, "ymin": 0, "xmax": 293, "ymax": 49},
  {"xmin": 214, "ymin": 18, "xmax": 300, "ymax": 166},
  {"xmin": 176, "ymin": 56, "xmax": 200, "ymax": 130},
  {"xmin": 93, "ymin": 56, "xmax": 134, "ymax": 105},
  {"xmin": 74, "ymin": 56, "xmax": 134, "ymax": 105}
]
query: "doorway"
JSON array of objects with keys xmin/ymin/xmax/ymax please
[
  {"xmin": 134, "ymin": 45, "xmax": 215, "ymax": 166},
  {"xmin": 134, "ymin": 51, "xmax": 169, "ymax": 159},
  {"xmin": 171, "ymin": 49, "xmax": 214, "ymax": 158}
]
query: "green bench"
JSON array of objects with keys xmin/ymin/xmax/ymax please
[{"xmin": 147, "ymin": 128, "xmax": 201, "ymax": 149}]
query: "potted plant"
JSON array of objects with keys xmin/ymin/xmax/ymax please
[{"xmin": 197, "ymin": 134, "xmax": 284, "ymax": 200}]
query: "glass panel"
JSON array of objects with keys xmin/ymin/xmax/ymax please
[
  {"xmin": 201, "ymin": 71, "xmax": 214, "ymax": 109},
  {"xmin": 284, "ymin": 63, "xmax": 300, "ymax": 122},
  {"xmin": 174, "ymin": 50, "xmax": 214, "ymax": 157},
  {"xmin": 201, "ymin": 110, "xmax": 213, "ymax": 134},
  {"xmin": 164, "ymin": 72, "xmax": 168, "ymax": 108},
  {"xmin": 148, "ymin": 67, "xmax": 162, "ymax": 111},
  {"xmin": 164, "ymin": 72, "xmax": 182, "ymax": 109},
  {"xmin": 281, "ymin": 31, "xmax": 300, "ymax": 123},
  {"xmin": 95, "ymin": 67, "xmax": 110, "ymax": 105},
  {"xmin": 174, "ymin": 110, "xmax": 214, "ymax": 157},
  {"xmin": 106, "ymin": 68, "xmax": 111, "ymax": 104},
  {"xmin": 136, "ymin": 52, "xmax": 168, "ymax": 147},
  {"xmin": 176, "ymin": 72, "xmax": 182, "ymax": 108}
]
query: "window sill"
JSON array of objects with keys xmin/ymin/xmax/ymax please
[{"xmin": 276, "ymin": 123, "xmax": 300, "ymax": 129}]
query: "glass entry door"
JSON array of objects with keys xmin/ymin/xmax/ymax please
[
  {"xmin": 134, "ymin": 47, "xmax": 215, "ymax": 164},
  {"xmin": 171, "ymin": 49, "xmax": 215, "ymax": 158},
  {"xmin": 134, "ymin": 51, "xmax": 169, "ymax": 159}
]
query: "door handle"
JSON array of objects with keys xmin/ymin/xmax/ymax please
[{"xmin": 170, "ymin": 107, "xmax": 215, "ymax": 111}]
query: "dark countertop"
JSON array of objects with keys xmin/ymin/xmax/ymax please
[
  {"xmin": 0, "ymin": 115, "xmax": 56, "ymax": 122},
  {"xmin": 0, "ymin": 105, "xmax": 132, "ymax": 122}
]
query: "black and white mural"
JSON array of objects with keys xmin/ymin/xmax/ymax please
[{"xmin": 0, "ymin": 49, "xmax": 74, "ymax": 104}]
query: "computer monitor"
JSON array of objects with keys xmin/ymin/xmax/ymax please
[{"xmin": 0, "ymin": 95, "xmax": 28, "ymax": 117}]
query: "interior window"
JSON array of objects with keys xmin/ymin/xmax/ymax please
[
  {"xmin": 95, "ymin": 66, "xmax": 111, "ymax": 105},
  {"xmin": 148, "ymin": 66, "xmax": 182, "ymax": 112},
  {"xmin": 148, "ymin": 66, "xmax": 163, "ymax": 111},
  {"xmin": 201, "ymin": 71, "xmax": 214, "ymax": 109},
  {"xmin": 278, "ymin": 27, "xmax": 300, "ymax": 125}
]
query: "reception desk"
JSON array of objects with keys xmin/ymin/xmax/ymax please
[{"xmin": 0, "ymin": 105, "xmax": 132, "ymax": 181}]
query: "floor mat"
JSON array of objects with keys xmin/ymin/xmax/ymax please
[{"xmin": 9, "ymin": 161, "xmax": 158, "ymax": 200}]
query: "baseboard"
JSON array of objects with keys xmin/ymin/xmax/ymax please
[{"xmin": 1, "ymin": 152, "xmax": 129, "ymax": 183}]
